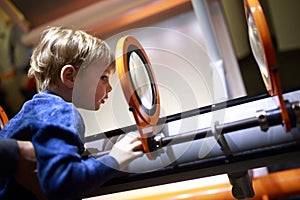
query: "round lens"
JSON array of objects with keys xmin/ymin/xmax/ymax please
[
  {"xmin": 247, "ymin": 12, "xmax": 271, "ymax": 91},
  {"xmin": 129, "ymin": 51, "xmax": 153, "ymax": 110}
]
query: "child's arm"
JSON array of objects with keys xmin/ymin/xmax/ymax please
[{"xmin": 33, "ymin": 128, "xmax": 143, "ymax": 199}]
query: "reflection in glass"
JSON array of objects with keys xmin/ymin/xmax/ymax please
[
  {"xmin": 247, "ymin": 12, "xmax": 271, "ymax": 90},
  {"xmin": 0, "ymin": 121, "xmax": 4, "ymax": 130},
  {"xmin": 129, "ymin": 51, "xmax": 153, "ymax": 110}
]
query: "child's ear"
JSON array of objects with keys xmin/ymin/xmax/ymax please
[{"xmin": 60, "ymin": 65, "xmax": 77, "ymax": 88}]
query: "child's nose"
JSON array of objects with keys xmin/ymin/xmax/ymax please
[{"xmin": 107, "ymin": 83, "xmax": 112, "ymax": 93}]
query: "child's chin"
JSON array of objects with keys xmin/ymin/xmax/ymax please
[{"xmin": 95, "ymin": 104, "xmax": 101, "ymax": 110}]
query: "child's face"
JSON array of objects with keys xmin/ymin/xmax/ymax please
[
  {"xmin": 73, "ymin": 60, "xmax": 115, "ymax": 111},
  {"xmin": 94, "ymin": 63, "xmax": 114, "ymax": 110}
]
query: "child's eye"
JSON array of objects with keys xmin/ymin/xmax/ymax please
[{"xmin": 100, "ymin": 75, "xmax": 108, "ymax": 81}]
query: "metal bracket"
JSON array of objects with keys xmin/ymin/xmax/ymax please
[
  {"xmin": 292, "ymin": 101, "xmax": 300, "ymax": 124},
  {"xmin": 228, "ymin": 171, "xmax": 255, "ymax": 199},
  {"xmin": 212, "ymin": 121, "xmax": 232, "ymax": 156},
  {"xmin": 153, "ymin": 132, "xmax": 165, "ymax": 151},
  {"xmin": 256, "ymin": 109, "xmax": 269, "ymax": 132}
]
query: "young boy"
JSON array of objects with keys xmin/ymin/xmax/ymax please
[{"xmin": 0, "ymin": 26, "xmax": 143, "ymax": 200}]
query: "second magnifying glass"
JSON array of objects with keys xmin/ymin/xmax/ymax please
[{"xmin": 244, "ymin": 0, "xmax": 291, "ymax": 132}]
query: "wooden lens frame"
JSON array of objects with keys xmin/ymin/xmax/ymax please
[
  {"xmin": 244, "ymin": 0, "xmax": 291, "ymax": 132},
  {"xmin": 116, "ymin": 35, "xmax": 160, "ymax": 159}
]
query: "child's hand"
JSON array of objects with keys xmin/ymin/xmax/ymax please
[{"xmin": 109, "ymin": 132, "xmax": 143, "ymax": 170}]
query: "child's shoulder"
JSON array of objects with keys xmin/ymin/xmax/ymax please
[{"xmin": 21, "ymin": 91, "xmax": 74, "ymax": 120}]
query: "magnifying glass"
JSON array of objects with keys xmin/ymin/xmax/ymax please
[
  {"xmin": 244, "ymin": 0, "xmax": 291, "ymax": 132},
  {"xmin": 116, "ymin": 36, "xmax": 160, "ymax": 160}
]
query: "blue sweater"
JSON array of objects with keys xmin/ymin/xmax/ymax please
[{"xmin": 0, "ymin": 91, "xmax": 119, "ymax": 200}]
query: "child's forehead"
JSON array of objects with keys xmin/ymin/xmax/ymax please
[
  {"xmin": 104, "ymin": 63, "xmax": 116, "ymax": 74},
  {"xmin": 83, "ymin": 60, "xmax": 115, "ymax": 73}
]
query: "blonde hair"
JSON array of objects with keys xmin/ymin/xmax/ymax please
[{"xmin": 28, "ymin": 26, "xmax": 114, "ymax": 92}]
